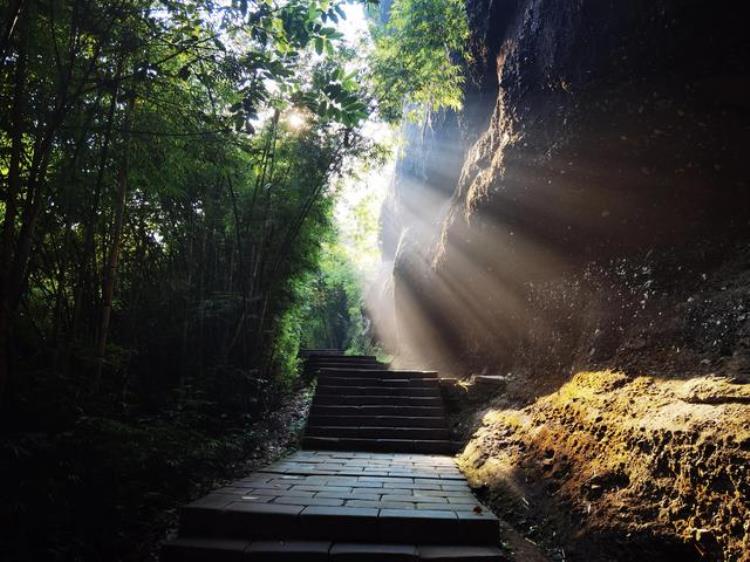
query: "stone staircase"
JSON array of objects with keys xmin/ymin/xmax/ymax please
[
  {"xmin": 302, "ymin": 354, "xmax": 458, "ymax": 455},
  {"xmin": 161, "ymin": 352, "xmax": 505, "ymax": 561}
]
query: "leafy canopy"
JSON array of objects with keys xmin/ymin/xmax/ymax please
[{"xmin": 369, "ymin": 0, "xmax": 470, "ymax": 123}]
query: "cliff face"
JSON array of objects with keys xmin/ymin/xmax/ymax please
[
  {"xmin": 376, "ymin": 0, "xmax": 750, "ymax": 385},
  {"xmin": 373, "ymin": 2, "xmax": 750, "ymax": 559}
]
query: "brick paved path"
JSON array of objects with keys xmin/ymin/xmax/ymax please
[{"xmin": 162, "ymin": 354, "xmax": 503, "ymax": 561}]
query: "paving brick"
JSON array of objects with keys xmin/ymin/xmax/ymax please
[
  {"xmin": 316, "ymin": 491, "xmax": 381, "ymax": 501},
  {"xmin": 345, "ymin": 500, "xmax": 416, "ymax": 509},
  {"xmin": 378, "ymin": 509, "xmax": 459, "ymax": 544},
  {"xmin": 329, "ymin": 542, "xmax": 419, "ymax": 561},
  {"xmin": 245, "ymin": 540, "xmax": 331, "ymax": 561},
  {"xmin": 247, "ymin": 481, "xmax": 294, "ymax": 491},
  {"xmin": 236, "ymin": 494, "xmax": 274, "ymax": 503},
  {"xmin": 290, "ymin": 485, "xmax": 352, "ymax": 494},
  {"xmin": 362, "ymin": 476, "xmax": 413, "ymax": 484},
  {"xmin": 179, "ymin": 495, "xmax": 234, "ymax": 537},
  {"xmin": 439, "ymin": 484, "xmax": 472, "ymax": 492},
  {"xmin": 386, "ymin": 481, "xmax": 441, "ymax": 491},
  {"xmin": 299, "ymin": 506, "xmax": 380, "ymax": 542},
  {"xmin": 321, "ymin": 477, "xmax": 361, "ymax": 485},
  {"xmin": 349, "ymin": 481, "xmax": 384, "ymax": 489},
  {"xmin": 419, "ymin": 490, "xmax": 470, "ymax": 498},
  {"xmin": 161, "ymin": 538, "xmax": 248, "ymax": 562},
  {"xmin": 212, "ymin": 487, "xmax": 248, "ymax": 496},
  {"xmin": 222, "ymin": 502, "xmax": 303, "ymax": 539},
  {"xmin": 417, "ymin": 545, "xmax": 505, "ymax": 561},
  {"xmin": 390, "ymin": 495, "xmax": 448, "ymax": 504},
  {"xmin": 273, "ymin": 496, "xmax": 345, "ymax": 507},
  {"xmin": 456, "ymin": 511, "xmax": 499, "ymax": 544},
  {"xmin": 415, "ymin": 504, "xmax": 476, "ymax": 511}
]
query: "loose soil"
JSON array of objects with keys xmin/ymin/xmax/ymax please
[{"xmin": 450, "ymin": 372, "xmax": 749, "ymax": 561}]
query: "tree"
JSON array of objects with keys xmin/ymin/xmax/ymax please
[
  {"xmin": 0, "ymin": 0, "xmax": 384, "ymax": 557},
  {"xmin": 369, "ymin": 0, "xmax": 470, "ymax": 123},
  {"xmin": 0, "ymin": 0, "xmax": 374, "ymax": 406}
]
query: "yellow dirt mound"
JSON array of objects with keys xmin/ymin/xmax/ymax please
[{"xmin": 458, "ymin": 371, "xmax": 750, "ymax": 561}]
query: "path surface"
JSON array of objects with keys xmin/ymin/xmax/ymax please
[{"xmin": 162, "ymin": 354, "xmax": 504, "ymax": 561}]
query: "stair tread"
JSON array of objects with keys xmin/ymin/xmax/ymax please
[
  {"xmin": 311, "ymin": 406, "xmax": 443, "ymax": 413},
  {"xmin": 303, "ymin": 436, "xmax": 456, "ymax": 445},
  {"xmin": 162, "ymin": 538, "xmax": 505, "ymax": 561},
  {"xmin": 305, "ymin": 423, "xmax": 449, "ymax": 427},
  {"xmin": 313, "ymin": 394, "xmax": 443, "ymax": 406},
  {"xmin": 302, "ymin": 437, "xmax": 459, "ymax": 454},
  {"xmin": 309, "ymin": 414, "xmax": 446, "ymax": 423},
  {"xmin": 317, "ymin": 386, "xmax": 440, "ymax": 394}
]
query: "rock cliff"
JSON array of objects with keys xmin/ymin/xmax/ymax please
[
  {"xmin": 376, "ymin": 0, "xmax": 749, "ymax": 385},
  {"xmin": 373, "ymin": 2, "xmax": 750, "ymax": 559}
]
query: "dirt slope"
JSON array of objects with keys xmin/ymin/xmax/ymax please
[{"xmin": 457, "ymin": 372, "xmax": 750, "ymax": 561}]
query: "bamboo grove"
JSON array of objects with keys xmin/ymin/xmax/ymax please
[
  {"xmin": 0, "ymin": 0, "xmax": 375, "ymax": 406},
  {"xmin": 0, "ymin": 0, "xmax": 377, "ymax": 556}
]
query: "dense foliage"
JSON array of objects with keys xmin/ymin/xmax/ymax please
[
  {"xmin": 369, "ymin": 0, "xmax": 470, "ymax": 123},
  {"xmin": 0, "ymin": 0, "xmax": 470, "ymax": 557},
  {"xmin": 0, "ymin": 0, "xmax": 377, "ymax": 559}
]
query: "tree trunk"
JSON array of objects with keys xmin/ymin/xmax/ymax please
[
  {"xmin": 0, "ymin": 8, "xmax": 27, "ymax": 406},
  {"xmin": 94, "ymin": 95, "xmax": 135, "ymax": 389},
  {"xmin": 0, "ymin": 0, "xmax": 25, "ymax": 62}
]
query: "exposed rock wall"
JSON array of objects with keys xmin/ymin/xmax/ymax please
[
  {"xmin": 373, "ymin": 2, "xmax": 750, "ymax": 559},
  {"xmin": 376, "ymin": 0, "xmax": 750, "ymax": 382}
]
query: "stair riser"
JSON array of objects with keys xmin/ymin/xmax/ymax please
[
  {"xmin": 308, "ymin": 361, "xmax": 386, "ymax": 367},
  {"xmin": 179, "ymin": 507, "xmax": 490, "ymax": 546},
  {"xmin": 306, "ymin": 356, "xmax": 378, "ymax": 361},
  {"xmin": 305, "ymin": 426, "xmax": 452, "ymax": 440},
  {"xmin": 163, "ymin": 541, "xmax": 504, "ymax": 562},
  {"xmin": 313, "ymin": 396, "xmax": 443, "ymax": 406},
  {"xmin": 311, "ymin": 403, "xmax": 446, "ymax": 416},
  {"xmin": 317, "ymin": 378, "xmax": 439, "ymax": 387},
  {"xmin": 316, "ymin": 387, "xmax": 441, "ymax": 398},
  {"xmin": 307, "ymin": 361, "xmax": 384, "ymax": 367},
  {"xmin": 302, "ymin": 437, "xmax": 458, "ymax": 455},
  {"xmin": 311, "ymin": 406, "xmax": 444, "ymax": 417},
  {"xmin": 306, "ymin": 367, "xmax": 386, "ymax": 376},
  {"xmin": 308, "ymin": 416, "xmax": 447, "ymax": 428},
  {"xmin": 317, "ymin": 370, "xmax": 437, "ymax": 379}
]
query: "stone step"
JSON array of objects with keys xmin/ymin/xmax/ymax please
[
  {"xmin": 318, "ymin": 369, "xmax": 438, "ymax": 379},
  {"xmin": 307, "ymin": 359, "xmax": 385, "ymax": 366},
  {"xmin": 305, "ymin": 425, "xmax": 452, "ymax": 440},
  {"xmin": 310, "ymin": 405, "xmax": 444, "ymax": 417},
  {"xmin": 306, "ymin": 364, "xmax": 386, "ymax": 377},
  {"xmin": 304, "ymin": 349, "xmax": 375, "ymax": 361},
  {"xmin": 305, "ymin": 358, "xmax": 385, "ymax": 368},
  {"xmin": 177, "ymin": 496, "xmax": 491, "ymax": 545},
  {"xmin": 317, "ymin": 378, "xmax": 440, "ymax": 389},
  {"xmin": 313, "ymin": 395, "xmax": 443, "ymax": 406},
  {"xmin": 308, "ymin": 415, "xmax": 447, "ymax": 428},
  {"xmin": 316, "ymin": 386, "xmax": 441, "ymax": 398},
  {"xmin": 418, "ymin": 546, "xmax": 505, "ymax": 561},
  {"xmin": 302, "ymin": 436, "xmax": 458, "ymax": 454},
  {"xmin": 162, "ymin": 538, "xmax": 504, "ymax": 561},
  {"xmin": 311, "ymin": 363, "xmax": 387, "ymax": 371}
]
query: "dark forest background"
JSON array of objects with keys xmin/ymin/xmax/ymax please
[{"xmin": 0, "ymin": 0, "xmax": 384, "ymax": 558}]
